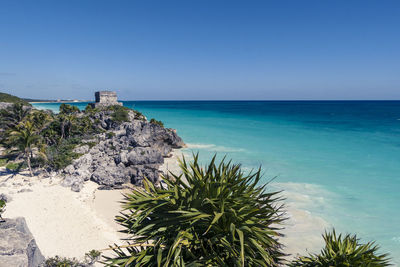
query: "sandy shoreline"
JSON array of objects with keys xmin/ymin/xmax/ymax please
[
  {"xmin": 0, "ymin": 148, "xmax": 329, "ymax": 262},
  {"xmin": 0, "ymin": 149, "xmax": 188, "ymax": 261},
  {"xmin": 1, "ymin": 172, "xmax": 122, "ymax": 260}
]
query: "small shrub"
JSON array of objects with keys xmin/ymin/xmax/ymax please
[
  {"xmin": 41, "ymin": 256, "xmax": 82, "ymax": 267},
  {"xmin": 133, "ymin": 110, "xmax": 145, "ymax": 121},
  {"xmin": 42, "ymin": 250, "xmax": 101, "ymax": 267},
  {"xmin": 290, "ymin": 230, "xmax": 391, "ymax": 267},
  {"xmin": 149, "ymin": 118, "xmax": 164, "ymax": 127},
  {"xmin": 59, "ymin": 103, "xmax": 80, "ymax": 115},
  {"xmin": 84, "ymin": 104, "xmax": 97, "ymax": 114},
  {"xmin": 84, "ymin": 250, "xmax": 101, "ymax": 265},
  {"xmin": 110, "ymin": 106, "xmax": 129, "ymax": 123},
  {"xmin": 0, "ymin": 158, "xmax": 8, "ymax": 167},
  {"xmin": 0, "ymin": 199, "xmax": 6, "ymax": 221},
  {"xmin": 106, "ymin": 132, "xmax": 115, "ymax": 139},
  {"xmin": 45, "ymin": 138, "xmax": 82, "ymax": 170},
  {"xmin": 85, "ymin": 141, "xmax": 97, "ymax": 149},
  {"xmin": 6, "ymin": 162, "xmax": 22, "ymax": 172}
]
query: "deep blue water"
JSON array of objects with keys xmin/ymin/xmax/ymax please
[{"xmin": 33, "ymin": 100, "xmax": 400, "ymax": 263}]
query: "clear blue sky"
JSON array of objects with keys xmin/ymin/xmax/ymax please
[{"xmin": 0, "ymin": 0, "xmax": 399, "ymax": 100}]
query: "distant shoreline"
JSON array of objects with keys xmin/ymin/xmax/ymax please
[{"xmin": 29, "ymin": 100, "xmax": 90, "ymax": 104}]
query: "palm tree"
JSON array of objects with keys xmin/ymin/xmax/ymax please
[
  {"xmin": 59, "ymin": 104, "xmax": 79, "ymax": 139},
  {"xmin": 29, "ymin": 110, "xmax": 53, "ymax": 132},
  {"xmin": 0, "ymin": 103, "xmax": 30, "ymax": 130},
  {"xmin": 104, "ymin": 155, "xmax": 285, "ymax": 266},
  {"xmin": 0, "ymin": 103, "xmax": 31, "ymax": 148},
  {"xmin": 7, "ymin": 121, "xmax": 40, "ymax": 177}
]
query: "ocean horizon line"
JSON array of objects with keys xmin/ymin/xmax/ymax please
[{"xmin": 29, "ymin": 99, "xmax": 400, "ymax": 103}]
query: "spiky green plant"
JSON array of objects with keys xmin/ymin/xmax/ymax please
[
  {"xmin": 290, "ymin": 230, "xmax": 391, "ymax": 267},
  {"xmin": 104, "ymin": 155, "xmax": 285, "ymax": 266}
]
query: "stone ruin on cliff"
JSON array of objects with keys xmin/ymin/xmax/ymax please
[{"xmin": 91, "ymin": 91, "xmax": 122, "ymax": 108}]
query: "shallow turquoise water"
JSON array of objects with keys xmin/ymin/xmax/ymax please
[{"xmin": 33, "ymin": 101, "xmax": 400, "ymax": 263}]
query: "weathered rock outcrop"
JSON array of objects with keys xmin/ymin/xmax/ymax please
[
  {"xmin": 0, "ymin": 102, "xmax": 13, "ymax": 110},
  {"xmin": 62, "ymin": 108, "xmax": 184, "ymax": 191},
  {"xmin": 0, "ymin": 217, "xmax": 45, "ymax": 267}
]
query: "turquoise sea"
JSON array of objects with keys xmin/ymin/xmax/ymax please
[{"xmin": 33, "ymin": 101, "xmax": 400, "ymax": 264}]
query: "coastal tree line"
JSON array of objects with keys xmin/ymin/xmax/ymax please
[{"xmin": 0, "ymin": 102, "xmax": 152, "ymax": 176}]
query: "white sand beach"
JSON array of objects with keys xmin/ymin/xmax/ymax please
[
  {"xmin": 1, "ymin": 171, "xmax": 122, "ymax": 260},
  {"xmin": 0, "ymin": 149, "xmax": 329, "ymax": 262}
]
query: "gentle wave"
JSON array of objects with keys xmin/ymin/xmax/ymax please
[{"xmin": 186, "ymin": 143, "xmax": 246, "ymax": 153}]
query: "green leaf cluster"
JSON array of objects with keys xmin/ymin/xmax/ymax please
[
  {"xmin": 110, "ymin": 105, "xmax": 130, "ymax": 123},
  {"xmin": 290, "ymin": 230, "xmax": 391, "ymax": 267},
  {"xmin": 5, "ymin": 161, "xmax": 22, "ymax": 171},
  {"xmin": 104, "ymin": 155, "xmax": 285, "ymax": 266},
  {"xmin": 0, "ymin": 158, "xmax": 8, "ymax": 167},
  {"xmin": 0, "ymin": 199, "xmax": 6, "ymax": 215},
  {"xmin": 150, "ymin": 118, "xmax": 164, "ymax": 127},
  {"xmin": 45, "ymin": 138, "xmax": 82, "ymax": 170},
  {"xmin": 0, "ymin": 92, "xmax": 31, "ymax": 106}
]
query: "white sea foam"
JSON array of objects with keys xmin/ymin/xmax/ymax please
[
  {"xmin": 392, "ymin": 237, "xmax": 400, "ymax": 243},
  {"xmin": 186, "ymin": 143, "xmax": 246, "ymax": 153},
  {"xmin": 270, "ymin": 182, "xmax": 333, "ymax": 259},
  {"xmin": 32, "ymin": 104, "xmax": 60, "ymax": 113},
  {"xmin": 271, "ymin": 182, "xmax": 335, "ymax": 210}
]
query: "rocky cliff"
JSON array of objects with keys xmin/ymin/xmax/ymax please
[{"xmin": 62, "ymin": 107, "xmax": 184, "ymax": 191}]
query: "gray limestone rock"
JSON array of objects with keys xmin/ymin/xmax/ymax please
[
  {"xmin": 126, "ymin": 147, "xmax": 164, "ymax": 166},
  {"xmin": 0, "ymin": 217, "xmax": 45, "ymax": 267},
  {"xmin": 61, "ymin": 107, "xmax": 184, "ymax": 191},
  {"xmin": 73, "ymin": 145, "xmax": 90, "ymax": 154},
  {"xmin": 0, "ymin": 102, "xmax": 13, "ymax": 110}
]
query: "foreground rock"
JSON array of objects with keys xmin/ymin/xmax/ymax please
[
  {"xmin": 0, "ymin": 217, "xmax": 45, "ymax": 267},
  {"xmin": 62, "ymin": 108, "xmax": 185, "ymax": 191}
]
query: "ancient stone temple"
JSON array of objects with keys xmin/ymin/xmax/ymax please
[{"xmin": 91, "ymin": 91, "xmax": 122, "ymax": 107}]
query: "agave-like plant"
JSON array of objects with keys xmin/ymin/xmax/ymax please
[
  {"xmin": 104, "ymin": 155, "xmax": 285, "ymax": 266},
  {"xmin": 290, "ymin": 230, "xmax": 391, "ymax": 266}
]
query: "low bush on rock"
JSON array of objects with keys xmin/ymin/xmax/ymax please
[
  {"xmin": 149, "ymin": 118, "xmax": 164, "ymax": 127},
  {"xmin": 110, "ymin": 105, "xmax": 130, "ymax": 123},
  {"xmin": 106, "ymin": 132, "xmax": 115, "ymax": 139}
]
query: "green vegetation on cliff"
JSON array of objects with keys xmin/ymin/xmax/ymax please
[
  {"xmin": 0, "ymin": 103, "xmax": 147, "ymax": 173},
  {"xmin": 0, "ymin": 92, "xmax": 31, "ymax": 106}
]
